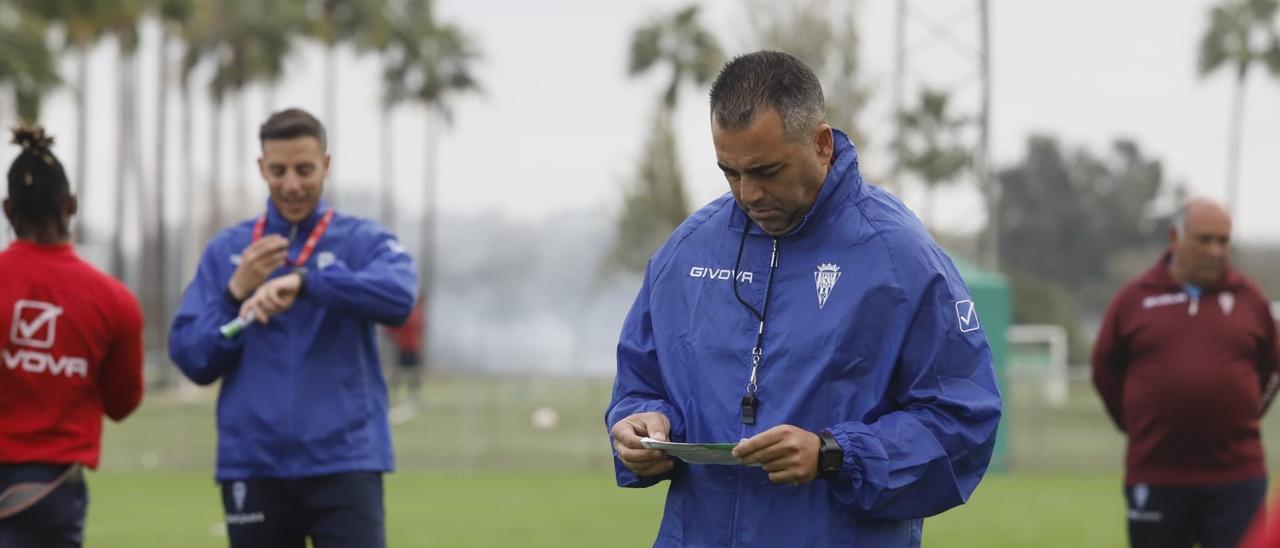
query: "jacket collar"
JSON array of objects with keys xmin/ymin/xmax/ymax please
[
  {"xmin": 262, "ymin": 198, "xmax": 331, "ymax": 235},
  {"xmin": 1137, "ymin": 248, "xmax": 1245, "ymax": 292},
  {"xmin": 728, "ymin": 129, "xmax": 862, "ymax": 236}
]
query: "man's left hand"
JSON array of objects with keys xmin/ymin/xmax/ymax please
[
  {"xmin": 241, "ymin": 273, "xmax": 303, "ymax": 324},
  {"xmin": 732, "ymin": 425, "xmax": 822, "ymax": 485}
]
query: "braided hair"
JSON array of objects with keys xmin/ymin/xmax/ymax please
[{"xmin": 6, "ymin": 125, "xmax": 72, "ymax": 241}]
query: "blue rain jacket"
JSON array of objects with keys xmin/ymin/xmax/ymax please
[
  {"xmin": 170, "ymin": 199, "xmax": 417, "ymax": 481},
  {"xmin": 607, "ymin": 131, "xmax": 1001, "ymax": 547}
]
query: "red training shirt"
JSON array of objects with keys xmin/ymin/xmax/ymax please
[
  {"xmin": 1092, "ymin": 250, "xmax": 1279, "ymax": 486},
  {"xmin": 0, "ymin": 240, "xmax": 144, "ymax": 468},
  {"xmin": 386, "ymin": 302, "xmax": 424, "ymax": 352}
]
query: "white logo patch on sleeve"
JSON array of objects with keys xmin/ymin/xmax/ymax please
[
  {"xmin": 955, "ymin": 300, "xmax": 981, "ymax": 333},
  {"xmin": 317, "ymin": 251, "xmax": 336, "ymax": 270}
]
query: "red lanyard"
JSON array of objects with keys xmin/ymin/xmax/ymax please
[{"xmin": 252, "ymin": 208, "xmax": 335, "ymax": 268}]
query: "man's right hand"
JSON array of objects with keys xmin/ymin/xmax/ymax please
[
  {"xmin": 228, "ymin": 235, "xmax": 289, "ymax": 301},
  {"xmin": 610, "ymin": 412, "xmax": 674, "ymax": 477}
]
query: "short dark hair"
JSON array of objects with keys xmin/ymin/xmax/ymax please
[
  {"xmin": 259, "ymin": 108, "xmax": 327, "ymax": 150},
  {"xmin": 708, "ymin": 51, "xmax": 825, "ymax": 141},
  {"xmin": 6, "ymin": 126, "xmax": 71, "ymax": 239}
]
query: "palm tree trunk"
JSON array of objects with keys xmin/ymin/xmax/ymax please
[
  {"xmin": 156, "ymin": 29, "xmax": 170, "ymax": 263},
  {"xmin": 112, "ymin": 48, "xmax": 132, "ymax": 279},
  {"xmin": 380, "ymin": 102, "xmax": 394, "ymax": 228},
  {"xmin": 181, "ymin": 79, "xmax": 198, "ymax": 281},
  {"xmin": 208, "ymin": 97, "xmax": 224, "ymax": 242},
  {"xmin": 420, "ymin": 105, "xmax": 437, "ymax": 315},
  {"xmin": 236, "ymin": 88, "xmax": 248, "ymax": 219},
  {"xmin": 155, "ymin": 29, "xmax": 173, "ymax": 384},
  {"xmin": 264, "ymin": 84, "xmax": 276, "ymax": 116},
  {"xmin": 325, "ymin": 45, "xmax": 337, "ymax": 138},
  {"xmin": 325, "ymin": 45, "xmax": 338, "ymax": 207},
  {"xmin": 73, "ymin": 43, "xmax": 89, "ymax": 243},
  {"xmin": 1224, "ymin": 72, "xmax": 1246, "ymax": 221}
]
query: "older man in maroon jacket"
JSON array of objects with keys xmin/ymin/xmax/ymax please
[{"xmin": 1093, "ymin": 197, "xmax": 1280, "ymax": 548}]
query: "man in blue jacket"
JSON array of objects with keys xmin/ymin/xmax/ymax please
[
  {"xmin": 170, "ymin": 108, "xmax": 416, "ymax": 548},
  {"xmin": 607, "ymin": 51, "xmax": 1001, "ymax": 547}
]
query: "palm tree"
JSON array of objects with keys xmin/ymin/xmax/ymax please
[
  {"xmin": 604, "ymin": 4, "xmax": 722, "ymax": 276},
  {"xmin": 309, "ymin": 0, "xmax": 387, "ymax": 148},
  {"xmin": 105, "ymin": 0, "xmax": 148, "ymax": 280},
  {"xmin": 186, "ymin": 0, "xmax": 309, "ymax": 231},
  {"xmin": 148, "ymin": 0, "xmax": 195, "ymax": 386},
  {"xmin": 628, "ymin": 4, "xmax": 723, "ymax": 112},
  {"xmin": 19, "ymin": 0, "xmax": 110, "ymax": 242},
  {"xmin": 382, "ymin": 0, "xmax": 482, "ymax": 331},
  {"xmin": 178, "ymin": 0, "xmax": 221, "ymax": 246},
  {"xmin": 154, "ymin": 0, "xmax": 194, "ymax": 261},
  {"xmin": 0, "ymin": 5, "xmax": 60, "ymax": 123},
  {"xmin": 608, "ymin": 111, "xmax": 690, "ymax": 274},
  {"xmin": 1198, "ymin": 0, "xmax": 1280, "ymax": 219},
  {"xmin": 897, "ymin": 88, "xmax": 970, "ymax": 229}
]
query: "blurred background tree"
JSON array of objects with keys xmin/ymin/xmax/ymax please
[
  {"xmin": 997, "ymin": 135, "xmax": 1176, "ymax": 360},
  {"xmin": 743, "ymin": 0, "xmax": 870, "ymax": 147},
  {"xmin": 605, "ymin": 4, "xmax": 722, "ymax": 275},
  {"xmin": 1197, "ymin": 0, "xmax": 1280, "ymax": 221},
  {"xmin": 897, "ymin": 88, "xmax": 970, "ymax": 230},
  {"xmin": 381, "ymin": 0, "xmax": 483, "ymax": 315}
]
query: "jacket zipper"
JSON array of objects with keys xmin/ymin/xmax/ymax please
[
  {"xmin": 287, "ymin": 221, "xmax": 299, "ymax": 472},
  {"xmin": 729, "ymin": 236, "xmax": 780, "ymax": 548}
]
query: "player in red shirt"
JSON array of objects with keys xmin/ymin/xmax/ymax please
[
  {"xmin": 0, "ymin": 126, "xmax": 144, "ymax": 547},
  {"xmin": 1093, "ymin": 197, "xmax": 1279, "ymax": 548},
  {"xmin": 384, "ymin": 295, "xmax": 425, "ymax": 404}
]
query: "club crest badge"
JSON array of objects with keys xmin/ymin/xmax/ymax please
[
  {"xmin": 232, "ymin": 481, "xmax": 247, "ymax": 512},
  {"xmin": 1219, "ymin": 292, "xmax": 1235, "ymax": 316},
  {"xmin": 814, "ymin": 263, "xmax": 841, "ymax": 309},
  {"xmin": 1132, "ymin": 484, "xmax": 1149, "ymax": 510}
]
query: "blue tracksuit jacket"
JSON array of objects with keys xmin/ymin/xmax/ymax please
[
  {"xmin": 607, "ymin": 130, "xmax": 1001, "ymax": 547},
  {"xmin": 170, "ymin": 199, "xmax": 417, "ymax": 481}
]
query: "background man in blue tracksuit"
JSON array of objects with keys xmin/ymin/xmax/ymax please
[
  {"xmin": 607, "ymin": 51, "xmax": 1002, "ymax": 547},
  {"xmin": 170, "ymin": 108, "xmax": 416, "ymax": 548}
]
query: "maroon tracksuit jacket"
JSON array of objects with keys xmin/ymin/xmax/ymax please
[{"xmin": 1093, "ymin": 251, "xmax": 1279, "ymax": 486}]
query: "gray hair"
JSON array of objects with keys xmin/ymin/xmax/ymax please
[{"xmin": 708, "ymin": 51, "xmax": 826, "ymax": 142}]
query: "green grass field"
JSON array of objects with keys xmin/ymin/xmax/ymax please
[
  {"xmin": 81, "ymin": 470, "xmax": 1126, "ymax": 547},
  {"xmin": 80, "ymin": 374, "xmax": 1280, "ymax": 546}
]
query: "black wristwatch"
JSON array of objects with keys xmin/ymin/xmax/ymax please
[
  {"xmin": 817, "ymin": 430, "xmax": 843, "ymax": 481},
  {"xmin": 293, "ymin": 267, "xmax": 308, "ymax": 298}
]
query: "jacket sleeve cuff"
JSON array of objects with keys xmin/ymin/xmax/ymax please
[
  {"xmin": 828, "ymin": 422, "xmax": 888, "ymax": 493},
  {"xmin": 607, "ymin": 399, "xmax": 685, "ymax": 441},
  {"xmin": 224, "ymin": 285, "xmax": 245, "ymax": 308},
  {"xmin": 613, "ymin": 456, "xmax": 680, "ymax": 488}
]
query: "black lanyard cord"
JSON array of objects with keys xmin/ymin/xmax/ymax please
[
  {"xmin": 731, "ymin": 218, "xmax": 780, "ymax": 323},
  {"xmin": 730, "ymin": 209, "xmax": 780, "ymax": 424}
]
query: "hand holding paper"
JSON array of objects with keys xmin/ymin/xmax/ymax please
[{"xmin": 640, "ymin": 438, "xmax": 745, "ymax": 465}]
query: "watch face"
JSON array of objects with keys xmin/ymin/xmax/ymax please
[
  {"xmin": 819, "ymin": 435, "xmax": 842, "ymax": 472},
  {"xmin": 821, "ymin": 451, "xmax": 840, "ymax": 471}
]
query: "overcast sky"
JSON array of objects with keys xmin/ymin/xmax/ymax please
[{"xmin": 4, "ymin": 0, "xmax": 1279, "ymax": 247}]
